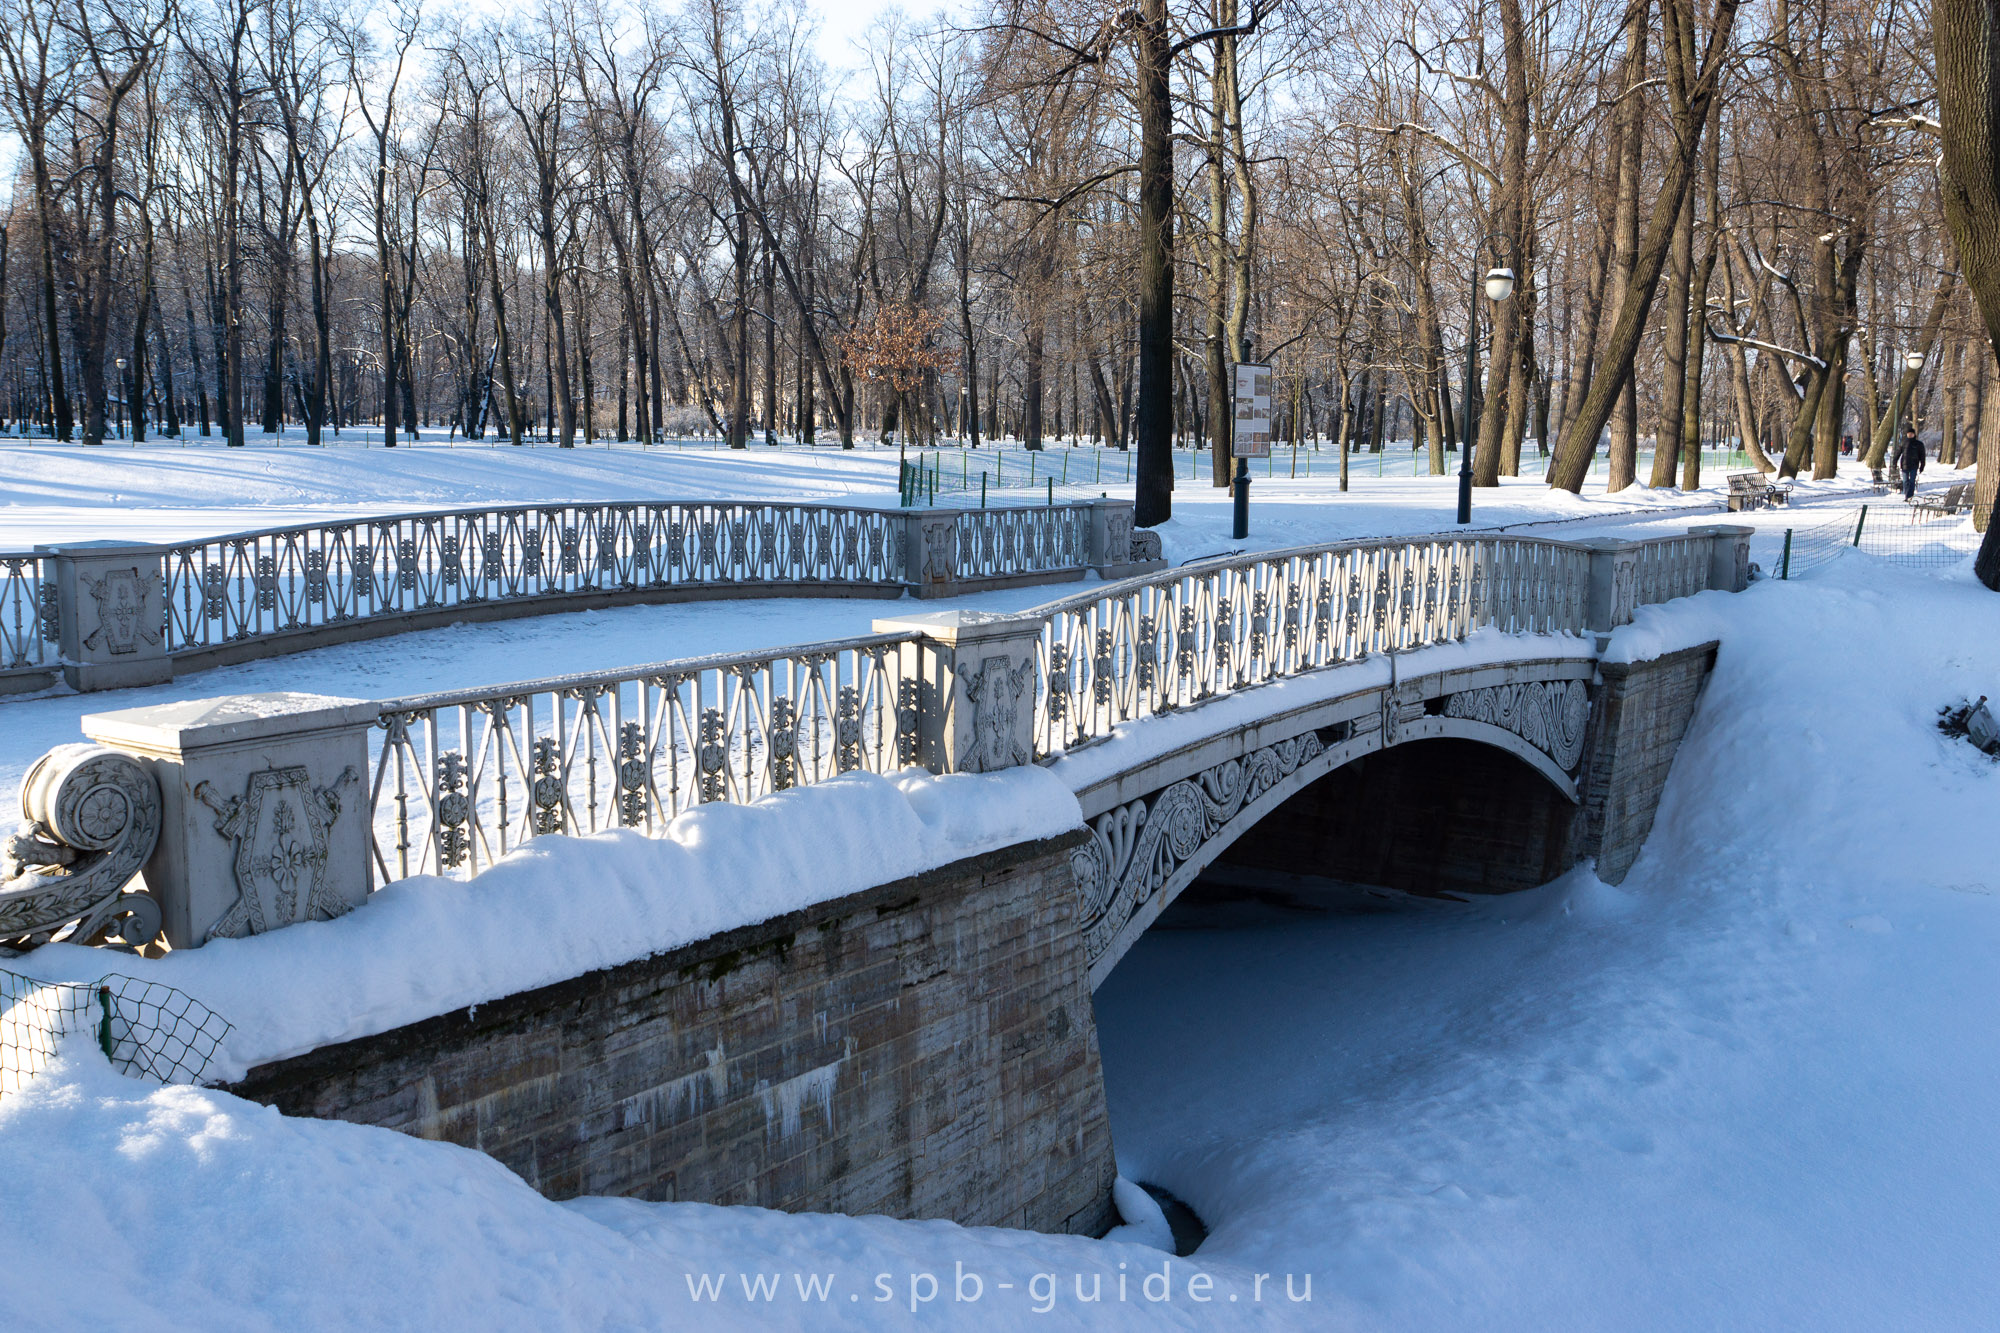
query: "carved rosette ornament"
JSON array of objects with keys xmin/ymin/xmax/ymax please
[
  {"xmin": 0, "ymin": 744, "xmax": 164, "ymax": 951},
  {"xmin": 1070, "ymin": 733, "xmax": 1324, "ymax": 967},
  {"xmin": 1443, "ymin": 679, "xmax": 1590, "ymax": 772}
]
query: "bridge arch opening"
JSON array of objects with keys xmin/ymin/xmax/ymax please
[
  {"xmin": 1203, "ymin": 737, "xmax": 1582, "ymax": 906},
  {"xmin": 1082, "ymin": 730, "xmax": 1591, "ymax": 989}
]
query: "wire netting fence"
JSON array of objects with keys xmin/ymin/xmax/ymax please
[
  {"xmin": 896, "ymin": 442, "xmax": 1766, "ymax": 505},
  {"xmin": 0, "ymin": 968, "xmax": 232, "ymax": 1099},
  {"xmin": 1777, "ymin": 497, "xmax": 1993, "ymax": 578}
]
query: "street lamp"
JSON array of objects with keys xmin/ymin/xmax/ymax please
[
  {"xmin": 1892, "ymin": 349, "xmax": 1925, "ymax": 477},
  {"xmin": 114, "ymin": 357, "xmax": 129, "ymax": 440},
  {"xmin": 1457, "ymin": 250, "xmax": 1516, "ymax": 525}
]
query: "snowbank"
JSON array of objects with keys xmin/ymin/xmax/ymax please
[
  {"xmin": 18, "ymin": 766, "xmax": 1082, "ymax": 1078},
  {"xmin": 0, "ymin": 1052, "xmax": 1280, "ymax": 1331},
  {"xmin": 1094, "ymin": 555, "xmax": 2000, "ymax": 1327}
]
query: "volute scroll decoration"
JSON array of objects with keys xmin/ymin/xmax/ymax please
[{"xmin": 0, "ymin": 744, "xmax": 164, "ymax": 952}]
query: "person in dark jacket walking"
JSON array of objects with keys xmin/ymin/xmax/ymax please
[{"xmin": 1899, "ymin": 425, "xmax": 1926, "ymax": 500}]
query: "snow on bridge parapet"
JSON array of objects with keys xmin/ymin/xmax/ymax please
[{"xmin": 1, "ymin": 524, "xmax": 1750, "ymax": 958}]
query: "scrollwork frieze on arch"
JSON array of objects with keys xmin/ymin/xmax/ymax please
[
  {"xmin": 1441, "ymin": 678, "xmax": 1589, "ymax": 773},
  {"xmin": 1070, "ymin": 732, "xmax": 1325, "ymax": 967}
]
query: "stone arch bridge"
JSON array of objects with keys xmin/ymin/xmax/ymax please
[{"xmin": 4, "ymin": 523, "xmax": 1748, "ymax": 1243}]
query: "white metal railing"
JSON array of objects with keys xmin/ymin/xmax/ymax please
[
  {"xmin": 10, "ymin": 521, "xmax": 1751, "ymax": 962},
  {"xmin": 1025, "ymin": 535, "xmax": 1591, "ymax": 759},
  {"xmin": 950, "ymin": 505, "xmax": 1092, "ymax": 580},
  {"xmin": 367, "ymin": 631, "xmax": 921, "ymax": 883},
  {"xmin": 362, "ymin": 528, "xmax": 1731, "ymax": 881},
  {"xmin": 0, "ymin": 554, "xmax": 53, "ymax": 676},
  {"xmin": 1627, "ymin": 535, "xmax": 1712, "ymax": 611},
  {"xmin": 162, "ymin": 502, "xmax": 909, "ymax": 655}
]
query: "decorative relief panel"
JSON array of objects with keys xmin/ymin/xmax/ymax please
[
  {"xmin": 1070, "ymin": 733, "xmax": 1324, "ymax": 967},
  {"xmin": 80, "ymin": 566, "xmax": 163, "ymax": 657},
  {"xmin": 958, "ymin": 653, "xmax": 1036, "ymax": 773},
  {"xmin": 197, "ymin": 765, "xmax": 358, "ymax": 941},
  {"xmin": 1104, "ymin": 507, "xmax": 1133, "ymax": 565},
  {"xmin": 1442, "ymin": 679, "xmax": 1589, "ymax": 772}
]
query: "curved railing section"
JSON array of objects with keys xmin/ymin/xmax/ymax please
[
  {"xmin": 161, "ymin": 501, "xmax": 911, "ymax": 654},
  {"xmin": 367, "ymin": 631, "xmax": 920, "ymax": 883},
  {"xmin": 1024, "ymin": 533, "xmax": 1600, "ymax": 759}
]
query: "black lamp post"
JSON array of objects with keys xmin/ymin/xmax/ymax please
[
  {"xmin": 115, "ymin": 356, "xmax": 129, "ymax": 440},
  {"xmin": 1456, "ymin": 253, "xmax": 1517, "ymax": 525}
]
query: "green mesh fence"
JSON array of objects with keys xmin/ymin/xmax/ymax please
[
  {"xmin": 0, "ymin": 968, "xmax": 231, "ymax": 1098},
  {"xmin": 1779, "ymin": 497, "xmax": 1992, "ymax": 578}
]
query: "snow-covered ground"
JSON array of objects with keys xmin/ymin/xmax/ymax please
[
  {"xmin": 0, "ymin": 438, "xmax": 1951, "ymax": 560},
  {"xmin": 5, "ymin": 556, "xmax": 1997, "ymax": 1329},
  {"xmin": 3, "ymin": 443, "xmax": 1996, "ymax": 1329}
]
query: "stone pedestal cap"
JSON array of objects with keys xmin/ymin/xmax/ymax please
[
  {"xmin": 871, "ymin": 608, "xmax": 1040, "ymax": 645},
  {"xmin": 81, "ymin": 692, "xmax": 381, "ymax": 755},
  {"xmin": 871, "ymin": 611, "xmax": 1042, "ymax": 774}
]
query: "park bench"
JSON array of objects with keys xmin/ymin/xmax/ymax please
[
  {"xmin": 1726, "ymin": 471, "xmax": 1790, "ymax": 511},
  {"xmin": 1909, "ymin": 482, "xmax": 1970, "ymax": 519}
]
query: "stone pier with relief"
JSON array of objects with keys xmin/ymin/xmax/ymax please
[{"xmin": 79, "ymin": 693, "xmax": 378, "ymax": 949}]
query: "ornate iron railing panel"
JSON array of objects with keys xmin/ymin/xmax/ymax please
[
  {"xmin": 367, "ymin": 632, "xmax": 921, "ymax": 882},
  {"xmin": 951, "ymin": 505, "xmax": 1091, "ymax": 580},
  {"xmin": 161, "ymin": 502, "xmax": 909, "ymax": 654},
  {"xmin": 0, "ymin": 554, "xmax": 54, "ymax": 674},
  {"xmin": 1025, "ymin": 535, "xmax": 1595, "ymax": 759},
  {"xmin": 1629, "ymin": 535, "xmax": 1711, "ymax": 611}
]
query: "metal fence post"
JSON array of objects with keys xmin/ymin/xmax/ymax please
[
  {"xmin": 1780, "ymin": 529, "xmax": 1793, "ymax": 580},
  {"xmin": 1853, "ymin": 505, "xmax": 1868, "ymax": 547},
  {"xmin": 97, "ymin": 985, "xmax": 114, "ymax": 1060}
]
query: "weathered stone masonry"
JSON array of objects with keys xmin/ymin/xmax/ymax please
[
  {"xmin": 228, "ymin": 830, "xmax": 1118, "ymax": 1235},
  {"xmin": 1574, "ymin": 641, "xmax": 1720, "ymax": 885}
]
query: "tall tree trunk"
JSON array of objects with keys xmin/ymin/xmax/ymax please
[
  {"xmin": 1865, "ymin": 269, "xmax": 1956, "ymax": 466},
  {"xmin": 1652, "ymin": 183, "xmax": 1696, "ymax": 487},
  {"xmin": 1547, "ymin": 0, "xmax": 1741, "ymax": 492},
  {"xmin": 1132, "ymin": 0, "xmax": 1175, "ymax": 525},
  {"xmin": 1602, "ymin": 5, "xmax": 1649, "ymax": 492},
  {"xmin": 1474, "ymin": 0, "xmax": 1532, "ymax": 487}
]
